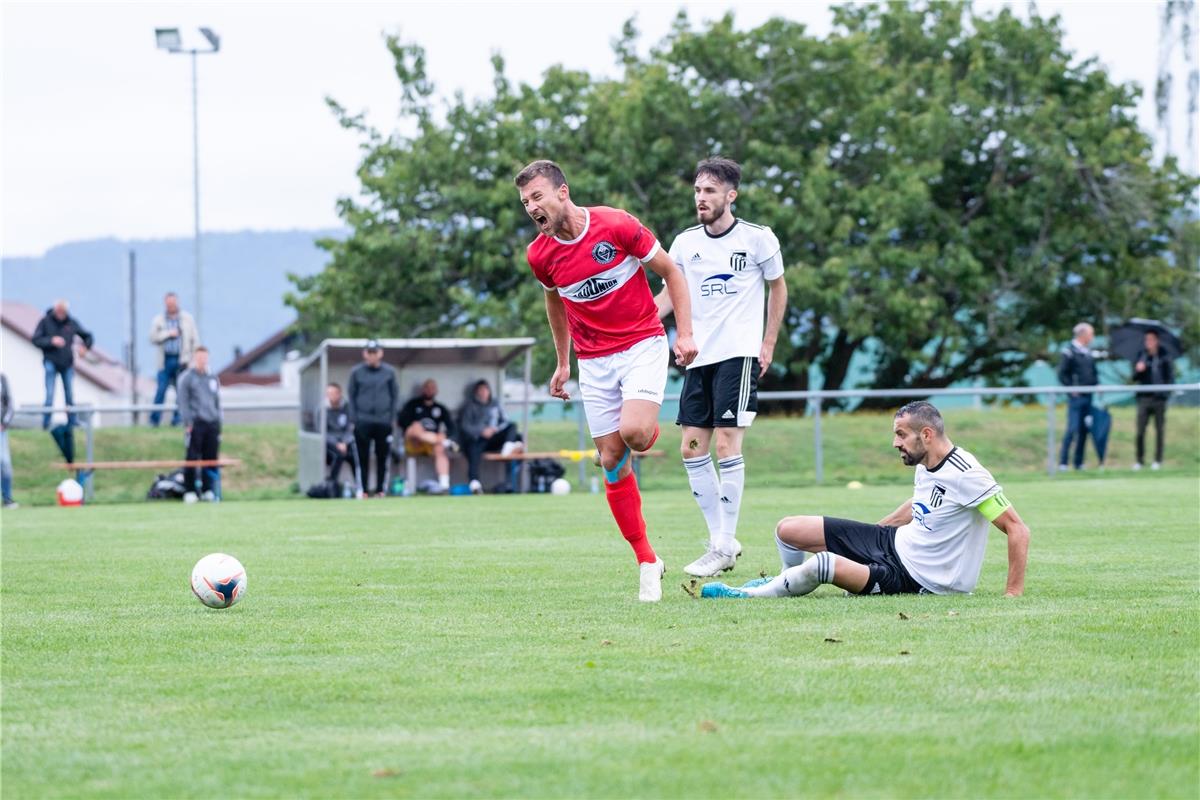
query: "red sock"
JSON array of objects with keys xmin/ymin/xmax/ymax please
[{"xmin": 605, "ymin": 471, "xmax": 656, "ymax": 563}]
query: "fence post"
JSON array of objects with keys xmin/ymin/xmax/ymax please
[
  {"xmin": 1046, "ymin": 392, "xmax": 1057, "ymax": 477},
  {"xmin": 83, "ymin": 409, "xmax": 96, "ymax": 502},
  {"xmin": 812, "ymin": 397, "xmax": 824, "ymax": 485}
]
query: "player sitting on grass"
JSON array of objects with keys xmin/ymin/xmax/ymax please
[{"xmin": 698, "ymin": 401, "xmax": 1030, "ymax": 599}]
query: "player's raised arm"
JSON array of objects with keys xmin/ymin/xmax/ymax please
[
  {"xmin": 877, "ymin": 498, "xmax": 913, "ymax": 527},
  {"xmin": 987, "ymin": 503, "xmax": 1030, "ymax": 597},
  {"xmin": 644, "ymin": 249, "xmax": 697, "ymax": 366},
  {"xmin": 543, "ymin": 289, "xmax": 573, "ymax": 400}
]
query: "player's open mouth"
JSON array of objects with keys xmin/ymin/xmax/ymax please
[{"xmin": 533, "ymin": 213, "xmax": 548, "ymax": 228}]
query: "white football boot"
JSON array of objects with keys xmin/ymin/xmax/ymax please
[
  {"xmin": 684, "ymin": 548, "xmax": 737, "ymax": 577},
  {"xmin": 638, "ymin": 557, "xmax": 665, "ymax": 602}
]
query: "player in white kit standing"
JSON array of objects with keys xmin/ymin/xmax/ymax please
[
  {"xmin": 656, "ymin": 157, "xmax": 788, "ymax": 577},
  {"xmin": 515, "ymin": 160, "xmax": 698, "ymax": 602}
]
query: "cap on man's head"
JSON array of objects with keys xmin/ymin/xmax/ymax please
[{"xmin": 364, "ymin": 339, "xmax": 382, "ymax": 351}]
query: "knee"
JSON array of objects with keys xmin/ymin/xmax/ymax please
[
  {"xmin": 620, "ymin": 423, "xmax": 655, "ymax": 452},
  {"xmin": 680, "ymin": 439, "xmax": 706, "ymax": 460}
]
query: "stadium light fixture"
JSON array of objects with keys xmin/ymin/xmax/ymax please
[{"xmin": 154, "ymin": 26, "xmax": 221, "ymax": 332}]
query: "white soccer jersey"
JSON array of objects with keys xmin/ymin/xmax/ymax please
[
  {"xmin": 668, "ymin": 219, "xmax": 785, "ymax": 369},
  {"xmin": 894, "ymin": 447, "xmax": 1003, "ymax": 594}
]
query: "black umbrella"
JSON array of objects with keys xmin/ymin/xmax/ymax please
[{"xmin": 1108, "ymin": 318, "xmax": 1183, "ymax": 362}]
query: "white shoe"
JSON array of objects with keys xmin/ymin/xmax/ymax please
[
  {"xmin": 201, "ymin": 490, "xmax": 216, "ymax": 502},
  {"xmin": 684, "ymin": 548, "xmax": 737, "ymax": 577},
  {"xmin": 183, "ymin": 492, "xmax": 198, "ymax": 504},
  {"xmin": 500, "ymin": 440, "xmax": 523, "ymax": 456},
  {"xmin": 732, "ymin": 538, "xmax": 743, "ymax": 558},
  {"xmin": 468, "ymin": 479, "xmax": 483, "ymax": 495},
  {"xmin": 638, "ymin": 557, "xmax": 665, "ymax": 602},
  {"xmin": 1151, "ymin": 462, "xmax": 1161, "ymax": 471},
  {"xmin": 1132, "ymin": 462, "xmax": 1142, "ymax": 471}
]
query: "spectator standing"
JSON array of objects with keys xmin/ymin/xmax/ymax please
[
  {"xmin": 458, "ymin": 379, "xmax": 524, "ymax": 494},
  {"xmin": 1056, "ymin": 322, "xmax": 1099, "ymax": 471},
  {"xmin": 178, "ymin": 347, "xmax": 222, "ymax": 502},
  {"xmin": 347, "ymin": 340, "xmax": 398, "ymax": 497},
  {"xmin": 31, "ymin": 300, "xmax": 94, "ymax": 429},
  {"xmin": 1, "ymin": 373, "xmax": 17, "ymax": 509},
  {"xmin": 325, "ymin": 382, "xmax": 361, "ymax": 491},
  {"xmin": 398, "ymin": 378, "xmax": 458, "ymax": 495},
  {"xmin": 1133, "ymin": 331, "xmax": 1174, "ymax": 471},
  {"xmin": 148, "ymin": 292, "xmax": 199, "ymax": 427}
]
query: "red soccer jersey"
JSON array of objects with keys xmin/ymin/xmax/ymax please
[{"xmin": 526, "ymin": 206, "xmax": 666, "ymax": 359}]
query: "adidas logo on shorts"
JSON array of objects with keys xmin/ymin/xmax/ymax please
[{"xmin": 721, "ymin": 409, "xmax": 735, "ymax": 419}]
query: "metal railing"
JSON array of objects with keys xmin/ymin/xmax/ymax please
[{"xmin": 12, "ymin": 383, "xmax": 1195, "ymax": 498}]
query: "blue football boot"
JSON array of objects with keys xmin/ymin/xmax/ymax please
[
  {"xmin": 738, "ymin": 576, "xmax": 772, "ymax": 590},
  {"xmin": 700, "ymin": 582, "xmax": 751, "ymax": 599}
]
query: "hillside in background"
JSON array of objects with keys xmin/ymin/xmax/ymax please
[{"xmin": 1, "ymin": 229, "xmax": 345, "ymax": 374}]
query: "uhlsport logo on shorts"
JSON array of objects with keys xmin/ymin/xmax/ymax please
[{"xmin": 591, "ymin": 241, "xmax": 618, "ymax": 265}]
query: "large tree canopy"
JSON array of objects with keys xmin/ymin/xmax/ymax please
[{"xmin": 287, "ymin": 2, "xmax": 1198, "ymax": 392}]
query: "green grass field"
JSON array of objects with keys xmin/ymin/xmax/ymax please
[{"xmin": 2, "ymin": 477, "xmax": 1197, "ymax": 798}]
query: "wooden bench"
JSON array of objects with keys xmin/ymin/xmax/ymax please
[
  {"xmin": 484, "ymin": 449, "xmax": 665, "ymax": 491},
  {"xmin": 52, "ymin": 459, "xmax": 243, "ymax": 501}
]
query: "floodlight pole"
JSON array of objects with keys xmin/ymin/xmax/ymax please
[{"xmin": 191, "ymin": 48, "xmax": 202, "ymax": 333}]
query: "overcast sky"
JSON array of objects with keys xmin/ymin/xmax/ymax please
[{"xmin": 1, "ymin": 1, "xmax": 1190, "ymax": 258}]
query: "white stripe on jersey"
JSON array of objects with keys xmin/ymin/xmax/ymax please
[{"xmin": 557, "ymin": 255, "xmax": 643, "ymax": 304}]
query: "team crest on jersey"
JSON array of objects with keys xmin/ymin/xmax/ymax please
[
  {"xmin": 591, "ymin": 241, "xmax": 618, "ymax": 265},
  {"xmin": 569, "ymin": 276, "xmax": 620, "ymax": 300},
  {"xmin": 930, "ymin": 484, "xmax": 946, "ymax": 508},
  {"xmin": 730, "ymin": 250, "xmax": 748, "ymax": 271}
]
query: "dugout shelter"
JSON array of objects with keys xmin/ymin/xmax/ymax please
[{"xmin": 296, "ymin": 337, "xmax": 536, "ymax": 492}]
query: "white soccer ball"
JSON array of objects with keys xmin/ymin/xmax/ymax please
[
  {"xmin": 550, "ymin": 477, "xmax": 572, "ymax": 496},
  {"xmin": 56, "ymin": 479, "xmax": 83, "ymax": 506},
  {"xmin": 190, "ymin": 553, "xmax": 247, "ymax": 609}
]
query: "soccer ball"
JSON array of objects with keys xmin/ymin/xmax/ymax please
[
  {"xmin": 550, "ymin": 477, "xmax": 571, "ymax": 496},
  {"xmin": 190, "ymin": 553, "xmax": 247, "ymax": 609},
  {"xmin": 56, "ymin": 479, "xmax": 84, "ymax": 506}
]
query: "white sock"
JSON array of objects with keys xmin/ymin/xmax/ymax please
[
  {"xmin": 745, "ymin": 552, "xmax": 837, "ymax": 597},
  {"xmin": 683, "ymin": 455, "xmax": 721, "ymax": 545},
  {"xmin": 775, "ymin": 529, "xmax": 809, "ymax": 570},
  {"xmin": 716, "ymin": 455, "xmax": 745, "ymax": 555},
  {"xmin": 438, "ymin": 473, "xmax": 450, "ymax": 490}
]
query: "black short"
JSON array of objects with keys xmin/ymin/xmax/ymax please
[
  {"xmin": 822, "ymin": 517, "xmax": 924, "ymax": 595},
  {"xmin": 676, "ymin": 356, "xmax": 759, "ymax": 428}
]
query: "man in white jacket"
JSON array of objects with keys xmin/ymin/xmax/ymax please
[{"xmin": 148, "ymin": 292, "xmax": 199, "ymax": 427}]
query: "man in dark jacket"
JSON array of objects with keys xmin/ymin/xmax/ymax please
[
  {"xmin": 398, "ymin": 378, "xmax": 457, "ymax": 495},
  {"xmin": 347, "ymin": 340, "xmax": 398, "ymax": 497},
  {"xmin": 458, "ymin": 379, "xmax": 523, "ymax": 494},
  {"xmin": 32, "ymin": 300, "xmax": 94, "ymax": 429},
  {"xmin": 1056, "ymin": 322, "xmax": 1099, "ymax": 471},
  {"xmin": 325, "ymin": 382, "xmax": 360, "ymax": 490},
  {"xmin": 1132, "ymin": 331, "xmax": 1174, "ymax": 471},
  {"xmin": 177, "ymin": 346, "xmax": 222, "ymax": 502}
]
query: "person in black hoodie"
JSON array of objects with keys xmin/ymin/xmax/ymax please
[
  {"xmin": 31, "ymin": 300, "xmax": 94, "ymax": 430},
  {"xmin": 1132, "ymin": 331, "xmax": 1174, "ymax": 471},
  {"xmin": 347, "ymin": 340, "xmax": 398, "ymax": 497}
]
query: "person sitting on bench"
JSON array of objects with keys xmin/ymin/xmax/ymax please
[
  {"xmin": 458, "ymin": 379, "xmax": 524, "ymax": 494},
  {"xmin": 398, "ymin": 379, "xmax": 457, "ymax": 495}
]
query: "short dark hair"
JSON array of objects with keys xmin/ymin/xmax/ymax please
[
  {"xmin": 515, "ymin": 160, "xmax": 567, "ymax": 189},
  {"xmin": 195, "ymin": 345, "xmax": 208, "ymax": 354},
  {"xmin": 695, "ymin": 157, "xmax": 741, "ymax": 189},
  {"xmin": 895, "ymin": 401, "xmax": 944, "ymax": 436},
  {"xmin": 327, "ymin": 382, "xmax": 342, "ymax": 391}
]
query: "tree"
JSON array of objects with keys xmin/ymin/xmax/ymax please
[{"xmin": 287, "ymin": 3, "xmax": 1198, "ymax": 394}]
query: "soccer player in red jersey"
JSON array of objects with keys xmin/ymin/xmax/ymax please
[{"xmin": 515, "ymin": 160, "xmax": 698, "ymax": 601}]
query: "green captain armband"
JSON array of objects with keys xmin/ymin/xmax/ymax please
[{"xmin": 977, "ymin": 492, "xmax": 1012, "ymax": 522}]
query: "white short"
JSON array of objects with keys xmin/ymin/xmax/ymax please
[{"xmin": 577, "ymin": 335, "xmax": 668, "ymax": 437}]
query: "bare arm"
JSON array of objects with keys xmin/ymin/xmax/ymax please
[
  {"xmin": 877, "ymin": 499, "xmax": 913, "ymax": 527},
  {"xmin": 991, "ymin": 506, "xmax": 1030, "ymax": 597},
  {"xmin": 653, "ymin": 286, "xmax": 673, "ymax": 320},
  {"xmin": 760, "ymin": 275, "xmax": 788, "ymax": 378},
  {"xmin": 643, "ymin": 249, "xmax": 696, "ymax": 367},
  {"xmin": 543, "ymin": 290, "xmax": 573, "ymax": 400}
]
